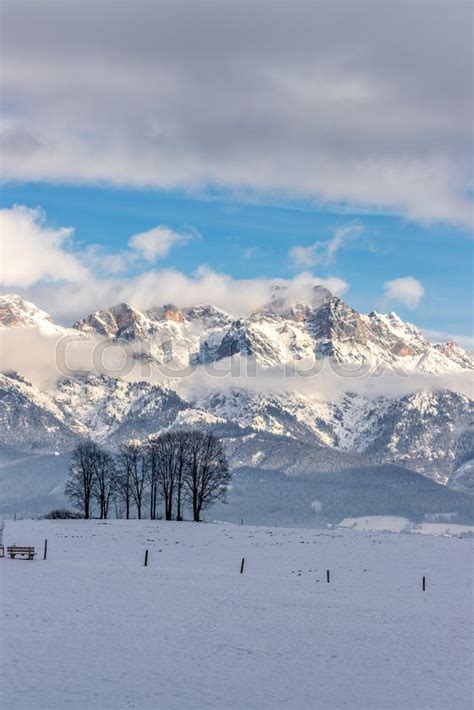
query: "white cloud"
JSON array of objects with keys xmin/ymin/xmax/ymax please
[
  {"xmin": 290, "ymin": 224, "xmax": 364, "ymax": 267},
  {"xmin": 0, "ymin": 205, "xmax": 348, "ymax": 322},
  {"xmin": 0, "ymin": 205, "xmax": 88, "ymax": 287},
  {"xmin": 83, "ymin": 245, "xmax": 127, "ymax": 275},
  {"xmin": 290, "ymin": 245, "xmax": 318, "ymax": 268},
  {"xmin": 128, "ymin": 226, "xmax": 190, "ymax": 262},
  {"xmin": 1, "ymin": 3, "xmax": 472, "ymax": 227},
  {"xmin": 3, "ymin": 326, "xmax": 473, "ymax": 399},
  {"xmin": 26, "ymin": 269, "xmax": 349, "ymax": 323},
  {"xmin": 383, "ymin": 276, "xmax": 425, "ymax": 309}
]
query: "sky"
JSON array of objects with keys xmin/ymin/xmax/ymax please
[{"xmin": 0, "ymin": 1, "xmax": 473, "ymax": 346}]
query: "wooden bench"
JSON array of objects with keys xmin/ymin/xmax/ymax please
[{"xmin": 7, "ymin": 546, "xmax": 36, "ymax": 560}]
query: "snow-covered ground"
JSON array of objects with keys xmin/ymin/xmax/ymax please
[
  {"xmin": 1, "ymin": 520, "xmax": 472, "ymax": 710},
  {"xmin": 337, "ymin": 515, "xmax": 474, "ymax": 536}
]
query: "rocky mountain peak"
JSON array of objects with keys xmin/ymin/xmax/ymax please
[
  {"xmin": 3, "ymin": 292, "xmax": 470, "ymax": 376},
  {"xmin": 0, "ymin": 294, "xmax": 54, "ymax": 329},
  {"xmin": 110, "ymin": 303, "xmax": 147, "ymax": 329},
  {"xmin": 433, "ymin": 341, "xmax": 474, "ymax": 369},
  {"xmin": 307, "ymin": 297, "xmax": 367, "ymax": 346},
  {"xmin": 261, "ymin": 284, "xmax": 333, "ymax": 323},
  {"xmin": 147, "ymin": 303, "xmax": 184, "ymax": 323},
  {"xmin": 162, "ymin": 304, "xmax": 184, "ymax": 323},
  {"xmin": 182, "ymin": 304, "xmax": 233, "ymax": 326},
  {"xmin": 311, "ymin": 284, "xmax": 334, "ymax": 307},
  {"xmin": 74, "ymin": 302, "xmax": 149, "ymax": 340},
  {"xmin": 261, "ymin": 297, "xmax": 311, "ymax": 323}
]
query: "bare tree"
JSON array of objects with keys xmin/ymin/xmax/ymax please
[
  {"xmin": 147, "ymin": 440, "xmax": 160, "ymax": 520},
  {"xmin": 66, "ymin": 430, "xmax": 230, "ymax": 523},
  {"xmin": 123, "ymin": 440, "xmax": 148, "ymax": 519},
  {"xmin": 65, "ymin": 441, "xmax": 98, "ymax": 519},
  {"xmin": 92, "ymin": 448, "xmax": 117, "ymax": 519},
  {"xmin": 116, "ymin": 443, "xmax": 136, "ymax": 519},
  {"xmin": 174, "ymin": 430, "xmax": 188, "ymax": 521},
  {"xmin": 148, "ymin": 432, "xmax": 182, "ymax": 521},
  {"xmin": 183, "ymin": 431, "xmax": 231, "ymax": 522}
]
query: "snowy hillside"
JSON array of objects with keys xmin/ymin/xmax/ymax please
[
  {"xmin": 1, "ymin": 519, "xmax": 472, "ymax": 710},
  {"xmin": 0, "ymin": 372, "xmax": 78, "ymax": 450}
]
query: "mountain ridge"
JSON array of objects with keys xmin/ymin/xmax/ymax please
[
  {"xmin": 2, "ymin": 290, "xmax": 472, "ymax": 372},
  {"xmin": 1, "ymin": 291, "xmax": 472, "ymax": 502}
]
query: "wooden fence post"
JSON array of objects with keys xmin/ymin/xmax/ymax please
[
  {"xmin": 144, "ymin": 549, "xmax": 149, "ymax": 567},
  {"xmin": 43, "ymin": 539, "xmax": 48, "ymax": 560},
  {"xmin": 422, "ymin": 576, "xmax": 426, "ymax": 591},
  {"xmin": 326, "ymin": 570, "xmax": 330, "ymax": 583},
  {"xmin": 240, "ymin": 557, "xmax": 245, "ymax": 574}
]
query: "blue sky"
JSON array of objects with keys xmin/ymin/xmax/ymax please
[
  {"xmin": 1, "ymin": 181, "xmax": 472, "ymax": 343},
  {"xmin": 0, "ymin": 2, "xmax": 472, "ymax": 345}
]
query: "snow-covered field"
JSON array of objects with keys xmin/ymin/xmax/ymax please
[
  {"xmin": 337, "ymin": 515, "xmax": 474, "ymax": 536},
  {"xmin": 1, "ymin": 520, "xmax": 472, "ymax": 710}
]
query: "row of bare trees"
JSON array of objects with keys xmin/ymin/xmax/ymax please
[{"xmin": 65, "ymin": 430, "xmax": 231, "ymax": 522}]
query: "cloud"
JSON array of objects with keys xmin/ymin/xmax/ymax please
[
  {"xmin": 26, "ymin": 269, "xmax": 349, "ymax": 323},
  {"xmin": 175, "ymin": 361, "xmax": 474, "ymax": 405},
  {"xmin": 2, "ymin": 325, "xmax": 472, "ymax": 401},
  {"xmin": 0, "ymin": 205, "xmax": 88, "ymax": 286},
  {"xmin": 83, "ymin": 244, "xmax": 128, "ymax": 275},
  {"xmin": 1, "ymin": 2, "xmax": 472, "ymax": 226},
  {"xmin": 383, "ymin": 276, "xmax": 425, "ymax": 309},
  {"xmin": 290, "ymin": 224, "xmax": 364, "ymax": 267},
  {"xmin": 0, "ymin": 204, "xmax": 348, "ymax": 322},
  {"xmin": 128, "ymin": 225, "xmax": 191, "ymax": 262},
  {"xmin": 290, "ymin": 245, "xmax": 319, "ymax": 268},
  {"xmin": 0, "ymin": 203, "xmax": 195, "ymax": 295}
]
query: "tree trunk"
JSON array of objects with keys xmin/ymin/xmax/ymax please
[
  {"xmin": 176, "ymin": 479, "xmax": 182, "ymax": 521},
  {"xmin": 150, "ymin": 486, "xmax": 156, "ymax": 520}
]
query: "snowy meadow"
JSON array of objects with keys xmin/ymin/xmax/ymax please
[{"xmin": 1, "ymin": 519, "xmax": 472, "ymax": 710}]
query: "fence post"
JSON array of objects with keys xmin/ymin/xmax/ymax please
[
  {"xmin": 144, "ymin": 549, "xmax": 149, "ymax": 567},
  {"xmin": 326, "ymin": 570, "xmax": 330, "ymax": 583},
  {"xmin": 43, "ymin": 539, "xmax": 48, "ymax": 560},
  {"xmin": 240, "ymin": 557, "xmax": 245, "ymax": 574},
  {"xmin": 422, "ymin": 576, "xmax": 426, "ymax": 591}
]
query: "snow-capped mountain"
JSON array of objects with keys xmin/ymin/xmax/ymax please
[
  {"xmin": 53, "ymin": 373, "xmax": 188, "ymax": 441},
  {"xmin": 0, "ymin": 371, "xmax": 78, "ymax": 450},
  {"xmin": 71, "ymin": 286, "xmax": 474, "ymax": 374},
  {"xmin": 0, "ymin": 292, "xmax": 472, "ymax": 494},
  {"xmin": 0, "ymin": 294, "xmax": 59, "ymax": 331},
  {"xmin": 74, "ymin": 301, "xmax": 233, "ymax": 368}
]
